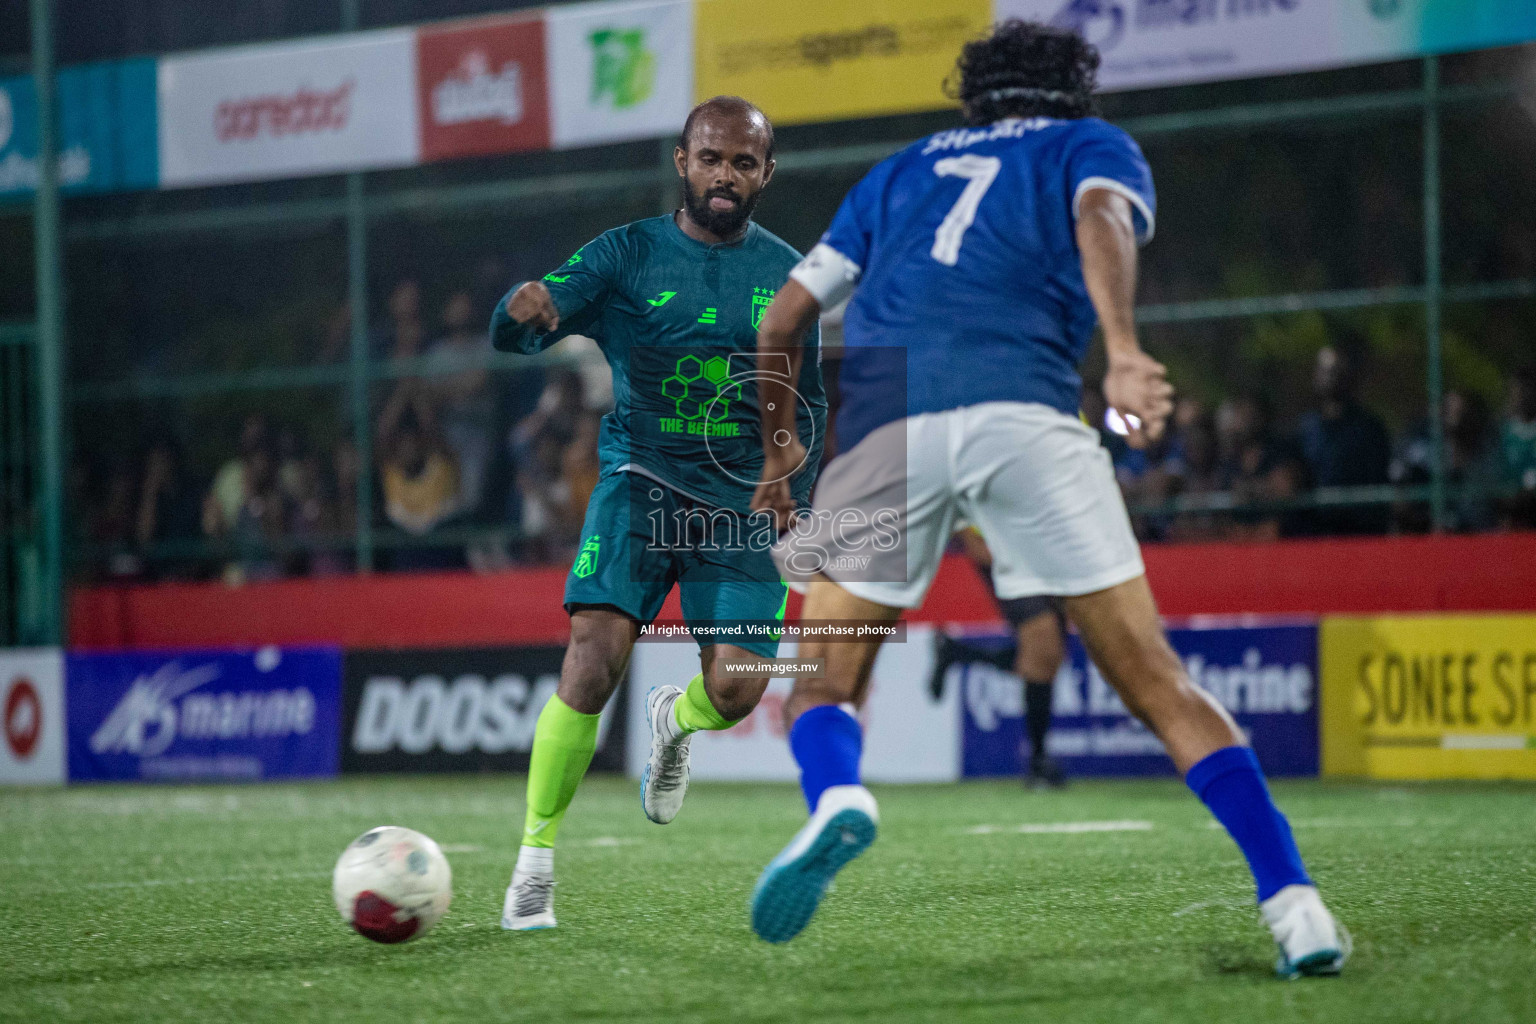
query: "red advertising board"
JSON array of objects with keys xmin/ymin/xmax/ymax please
[
  {"xmin": 68, "ymin": 534, "xmax": 1536, "ymax": 652},
  {"xmin": 416, "ymin": 15, "xmax": 551, "ymax": 162}
]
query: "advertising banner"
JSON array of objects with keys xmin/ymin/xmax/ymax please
[
  {"xmin": 1321, "ymin": 614, "xmax": 1536, "ymax": 780},
  {"xmin": 694, "ymin": 0, "xmax": 990, "ymax": 126},
  {"xmin": 547, "ymin": 0, "xmax": 694, "ymax": 149},
  {"xmin": 961, "ymin": 622, "xmax": 1319, "ymax": 778},
  {"xmin": 627, "ymin": 625, "xmax": 961, "ymax": 782},
  {"xmin": 1, "ymin": 649, "xmax": 66, "ymax": 786},
  {"xmin": 417, "ymin": 15, "xmax": 551, "ymax": 163},
  {"xmin": 0, "ymin": 59, "xmax": 158, "ymax": 198},
  {"xmin": 66, "ymin": 647, "xmax": 341, "ymax": 782},
  {"xmin": 342, "ymin": 646, "xmax": 625, "ymax": 773},
  {"xmin": 157, "ymin": 30, "xmax": 419, "ymax": 188},
  {"xmin": 996, "ymin": 1, "xmax": 1536, "ymax": 94}
]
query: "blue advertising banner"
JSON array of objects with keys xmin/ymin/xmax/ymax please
[
  {"xmin": 961, "ymin": 622, "xmax": 1318, "ymax": 778},
  {"xmin": 66, "ymin": 647, "xmax": 341, "ymax": 782},
  {"xmin": 0, "ymin": 58, "xmax": 158, "ymax": 199}
]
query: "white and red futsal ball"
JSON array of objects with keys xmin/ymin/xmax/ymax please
[{"xmin": 333, "ymin": 826, "xmax": 452, "ymax": 943}]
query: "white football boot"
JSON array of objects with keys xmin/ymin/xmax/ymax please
[
  {"xmin": 750, "ymin": 784, "xmax": 879, "ymax": 943},
  {"xmin": 1261, "ymin": 884, "xmax": 1350, "ymax": 978},
  {"xmin": 501, "ymin": 846, "xmax": 556, "ymax": 931},
  {"xmin": 641, "ymin": 685, "xmax": 691, "ymax": 824}
]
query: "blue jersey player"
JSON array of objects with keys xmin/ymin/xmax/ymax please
[{"xmin": 747, "ymin": 21, "xmax": 1348, "ymax": 977}]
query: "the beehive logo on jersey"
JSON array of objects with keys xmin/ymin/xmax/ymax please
[
  {"xmin": 658, "ymin": 355, "xmax": 743, "ymax": 437},
  {"xmin": 751, "ymin": 287, "xmax": 775, "ymax": 330}
]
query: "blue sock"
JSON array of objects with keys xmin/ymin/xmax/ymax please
[
  {"xmin": 1185, "ymin": 746, "xmax": 1311, "ymax": 902},
  {"xmin": 789, "ymin": 705, "xmax": 862, "ymax": 813}
]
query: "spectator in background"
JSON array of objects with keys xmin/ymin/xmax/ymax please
[
  {"xmin": 274, "ymin": 426, "xmax": 307, "ymax": 506},
  {"xmin": 516, "ymin": 431, "xmax": 581, "ymax": 564},
  {"xmin": 332, "ymin": 439, "xmax": 361, "ymax": 541},
  {"xmin": 1126, "ymin": 397, "xmax": 1207, "ymax": 542},
  {"xmin": 1297, "ymin": 343, "xmax": 1392, "ymax": 534},
  {"xmin": 562, "ymin": 411, "xmax": 604, "ymax": 521},
  {"xmin": 372, "ymin": 279, "xmax": 425, "ymax": 363},
  {"xmin": 202, "ymin": 415, "xmax": 284, "ymax": 584},
  {"xmin": 1395, "ymin": 388, "xmax": 1498, "ymax": 533},
  {"xmin": 205, "ymin": 414, "xmax": 268, "ymax": 538},
  {"xmin": 509, "ymin": 369, "xmax": 587, "ymax": 562},
  {"xmin": 377, "ymin": 380, "xmax": 461, "ymax": 562},
  {"xmin": 1214, "ymin": 395, "xmax": 1275, "ymax": 491},
  {"xmin": 92, "ymin": 457, "xmax": 141, "ymax": 579},
  {"xmin": 510, "ymin": 368, "xmax": 585, "ymax": 458},
  {"xmin": 1252, "ymin": 451, "xmax": 1316, "ymax": 541},
  {"xmin": 134, "ymin": 438, "xmax": 202, "ymax": 578},
  {"xmin": 318, "ymin": 302, "xmax": 351, "ymax": 364},
  {"xmin": 424, "ymin": 289, "xmax": 495, "ymax": 517},
  {"xmin": 1165, "ymin": 409, "xmax": 1226, "ymax": 542},
  {"xmin": 1499, "ymin": 366, "xmax": 1536, "ymax": 528},
  {"xmin": 282, "ymin": 450, "xmax": 347, "ymax": 577}
]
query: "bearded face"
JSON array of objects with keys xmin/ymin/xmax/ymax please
[{"xmin": 681, "ymin": 174, "xmax": 762, "ymax": 238}]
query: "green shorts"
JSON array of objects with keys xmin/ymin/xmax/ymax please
[{"xmin": 564, "ymin": 471, "xmax": 787, "ymax": 658}]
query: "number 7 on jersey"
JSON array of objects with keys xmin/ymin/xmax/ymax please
[{"xmin": 930, "ymin": 154, "xmax": 1001, "ymax": 266}]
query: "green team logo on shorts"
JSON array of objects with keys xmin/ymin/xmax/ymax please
[
  {"xmin": 573, "ymin": 535, "xmax": 601, "ymax": 578},
  {"xmin": 658, "ymin": 355, "xmax": 743, "ymax": 437},
  {"xmin": 751, "ymin": 287, "xmax": 775, "ymax": 330}
]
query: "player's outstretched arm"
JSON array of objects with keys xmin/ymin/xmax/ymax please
[
  {"xmin": 1077, "ymin": 188, "xmax": 1173, "ymax": 449},
  {"xmin": 751, "ymin": 278, "xmax": 820, "ymax": 529},
  {"xmin": 490, "ymin": 281, "xmax": 562, "ymax": 354}
]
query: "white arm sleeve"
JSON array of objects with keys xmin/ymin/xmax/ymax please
[
  {"xmin": 1073, "ymin": 177, "xmax": 1156, "ymax": 245},
  {"xmin": 789, "ymin": 243, "xmax": 862, "ymax": 309}
]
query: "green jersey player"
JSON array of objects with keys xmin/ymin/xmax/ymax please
[{"xmin": 490, "ymin": 96, "xmax": 826, "ymax": 931}]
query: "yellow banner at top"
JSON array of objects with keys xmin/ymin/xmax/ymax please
[{"xmin": 693, "ymin": 0, "xmax": 992, "ymax": 127}]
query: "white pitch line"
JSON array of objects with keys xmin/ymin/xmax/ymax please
[
  {"xmin": 1172, "ymin": 898, "xmax": 1244, "ymax": 917},
  {"xmin": 966, "ymin": 820, "xmax": 1154, "ymax": 836},
  {"xmin": 439, "ymin": 844, "xmax": 485, "ymax": 854},
  {"xmin": 75, "ymin": 870, "xmax": 331, "ymax": 892}
]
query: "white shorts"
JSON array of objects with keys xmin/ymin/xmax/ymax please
[{"xmin": 774, "ymin": 401, "xmax": 1145, "ymax": 609}]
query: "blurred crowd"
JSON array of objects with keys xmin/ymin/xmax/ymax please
[
  {"xmin": 78, "ymin": 279, "xmax": 611, "ymax": 583},
  {"xmin": 1095, "ymin": 347, "xmax": 1536, "ymax": 543},
  {"xmin": 75, "ymin": 282, "xmax": 1536, "ymax": 584}
]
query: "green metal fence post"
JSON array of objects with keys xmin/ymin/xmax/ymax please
[
  {"xmin": 30, "ymin": 0, "xmax": 64, "ymax": 645},
  {"xmin": 347, "ymin": 175, "xmax": 374, "ymax": 571},
  {"xmin": 1424, "ymin": 55, "xmax": 1447, "ymax": 531},
  {"xmin": 342, "ymin": 0, "xmax": 374, "ymax": 572}
]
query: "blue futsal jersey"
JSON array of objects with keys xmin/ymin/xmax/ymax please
[{"xmin": 794, "ymin": 117, "xmax": 1155, "ymax": 452}]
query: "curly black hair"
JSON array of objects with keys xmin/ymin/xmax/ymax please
[{"xmin": 946, "ymin": 20, "xmax": 1100, "ymax": 125}]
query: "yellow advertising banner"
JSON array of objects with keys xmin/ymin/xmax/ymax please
[
  {"xmin": 693, "ymin": 0, "xmax": 992, "ymax": 126},
  {"xmin": 1321, "ymin": 615, "xmax": 1536, "ymax": 780}
]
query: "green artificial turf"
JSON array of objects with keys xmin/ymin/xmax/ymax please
[{"xmin": 3, "ymin": 776, "xmax": 1534, "ymax": 1023}]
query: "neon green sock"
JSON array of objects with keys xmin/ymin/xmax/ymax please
[
  {"xmin": 672, "ymin": 673, "xmax": 738, "ymax": 734},
  {"xmin": 522, "ymin": 695, "xmax": 601, "ymax": 848}
]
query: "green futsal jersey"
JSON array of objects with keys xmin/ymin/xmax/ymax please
[{"xmin": 492, "ymin": 214, "xmax": 826, "ymax": 514}]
